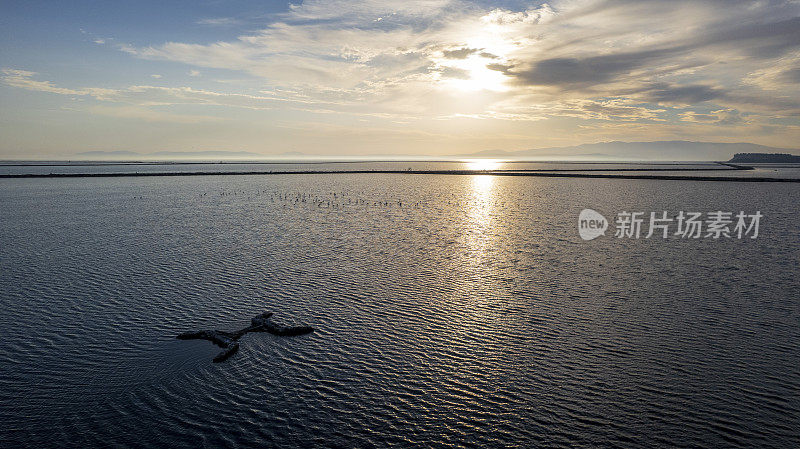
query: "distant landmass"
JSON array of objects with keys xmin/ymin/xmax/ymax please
[
  {"xmin": 465, "ymin": 141, "xmax": 799, "ymax": 161},
  {"xmin": 71, "ymin": 142, "xmax": 800, "ymax": 162},
  {"xmin": 75, "ymin": 150, "xmax": 143, "ymax": 158},
  {"xmin": 74, "ymin": 150, "xmax": 266, "ymax": 160},
  {"xmin": 728, "ymin": 153, "xmax": 800, "ymax": 163}
]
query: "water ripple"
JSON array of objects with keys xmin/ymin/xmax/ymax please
[{"xmin": 1, "ymin": 174, "xmax": 798, "ymax": 447}]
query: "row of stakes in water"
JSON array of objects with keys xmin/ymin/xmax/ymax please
[{"xmin": 130, "ymin": 189, "xmax": 510, "ymax": 209}]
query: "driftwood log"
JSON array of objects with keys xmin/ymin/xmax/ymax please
[{"xmin": 177, "ymin": 312, "xmax": 314, "ymax": 362}]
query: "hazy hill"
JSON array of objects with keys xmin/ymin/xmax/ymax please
[
  {"xmin": 74, "ymin": 150, "xmax": 265, "ymax": 160},
  {"xmin": 466, "ymin": 141, "xmax": 799, "ymax": 161}
]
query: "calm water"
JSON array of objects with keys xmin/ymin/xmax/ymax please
[
  {"xmin": 0, "ymin": 160, "xmax": 723, "ymax": 175},
  {"xmin": 1, "ymin": 171, "xmax": 799, "ymax": 447},
  {"xmin": 3, "ymin": 160, "xmax": 800, "ymax": 179}
]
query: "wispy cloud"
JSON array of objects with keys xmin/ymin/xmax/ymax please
[
  {"xmin": 2, "ymin": 69, "xmax": 87, "ymax": 95},
  {"xmin": 680, "ymin": 109, "xmax": 746, "ymax": 126},
  {"xmin": 1, "ymin": 70, "xmax": 253, "ymax": 121}
]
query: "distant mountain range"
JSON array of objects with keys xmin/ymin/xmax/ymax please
[
  {"xmin": 463, "ymin": 141, "xmax": 800, "ymax": 161},
  {"xmin": 73, "ymin": 141, "xmax": 800, "ymax": 161},
  {"xmin": 74, "ymin": 150, "xmax": 266, "ymax": 160}
]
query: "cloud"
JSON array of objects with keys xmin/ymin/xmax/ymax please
[
  {"xmin": 466, "ymin": 98, "xmax": 667, "ymax": 122},
  {"xmin": 638, "ymin": 83, "xmax": 726, "ymax": 106},
  {"xmin": 494, "ymin": 48, "xmax": 678, "ymax": 88},
  {"xmin": 780, "ymin": 67, "xmax": 800, "ymax": 84},
  {"xmin": 2, "ymin": 69, "xmax": 454, "ymax": 121},
  {"xmin": 151, "ymin": 74, "xmax": 162, "ymax": 79},
  {"xmin": 4, "ymin": 71, "xmax": 165, "ymax": 102},
  {"xmin": 117, "ymin": 1, "xmax": 799, "ymax": 106},
  {"xmin": 2, "ymin": 69, "xmax": 87, "ymax": 95},
  {"xmin": 1, "ymin": 70, "xmax": 260, "ymax": 121},
  {"xmin": 442, "ymin": 47, "xmax": 480, "ymax": 59},
  {"xmin": 743, "ymin": 55, "xmax": 800, "ymax": 91},
  {"xmin": 1, "ymin": 69, "xmax": 119, "ymax": 100},
  {"xmin": 283, "ymin": 0, "xmax": 456, "ymax": 22},
  {"xmin": 7, "ymin": 0, "xmax": 800, "ymax": 144},
  {"xmin": 680, "ymin": 109, "xmax": 746, "ymax": 125}
]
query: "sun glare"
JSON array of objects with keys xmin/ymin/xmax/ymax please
[
  {"xmin": 464, "ymin": 159, "xmax": 504, "ymax": 171},
  {"xmin": 444, "ymin": 55, "xmax": 510, "ymax": 92},
  {"xmin": 437, "ymin": 28, "xmax": 513, "ymax": 92}
]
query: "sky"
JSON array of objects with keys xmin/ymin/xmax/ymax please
[{"xmin": 1, "ymin": 0, "xmax": 799, "ymax": 158}]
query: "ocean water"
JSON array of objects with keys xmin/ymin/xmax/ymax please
[
  {"xmin": 1, "ymin": 172, "xmax": 798, "ymax": 447},
  {"xmin": 0, "ymin": 160, "xmax": 726, "ymax": 176},
  {"xmin": 3, "ymin": 160, "xmax": 800, "ymax": 180}
]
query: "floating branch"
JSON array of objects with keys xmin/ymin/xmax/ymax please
[{"xmin": 177, "ymin": 312, "xmax": 314, "ymax": 362}]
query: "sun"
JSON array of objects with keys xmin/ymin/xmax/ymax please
[
  {"xmin": 443, "ymin": 55, "xmax": 510, "ymax": 92},
  {"xmin": 436, "ymin": 31, "xmax": 513, "ymax": 92}
]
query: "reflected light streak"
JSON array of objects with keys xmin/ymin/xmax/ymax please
[
  {"xmin": 463, "ymin": 159, "xmax": 504, "ymax": 171},
  {"xmin": 464, "ymin": 174, "xmax": 497, "ymax": 255}
]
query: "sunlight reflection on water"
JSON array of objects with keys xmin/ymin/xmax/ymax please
[
  {"xmin": 463, "ymin": 159, "xmax": 505, "ymax": 171},
  {"xmin": 465, "ymin": 174, "xmax": 497, "ymax": 256}
]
